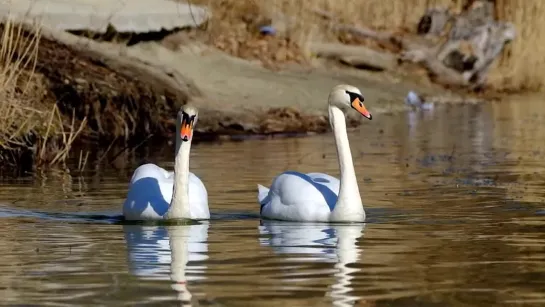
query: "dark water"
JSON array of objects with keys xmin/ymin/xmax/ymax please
[{"xmin": 0, "ymin": 97, "xmax": 544, "ymax": 306}]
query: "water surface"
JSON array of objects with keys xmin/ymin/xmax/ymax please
[{"xmin": 0, "ymin": 97, "xmax": 544, "ymax": 306}]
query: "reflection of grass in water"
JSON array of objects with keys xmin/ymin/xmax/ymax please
[
  {"xmin": 197, "ymin": 0, "xmax": 541, "ymax": 90},
  {"xmin": 0, "ymin": 20, "xmax": 86, "ymax": 168}
]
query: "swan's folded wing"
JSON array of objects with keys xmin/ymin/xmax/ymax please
[
  {"xmin": 129, "ymin": 163, "xmax": 172, "ymax": 185},
  {"xmin": 306, "ymin": 173, "xmax": 340, "ymax": 195},
  {"xmin": 188, "ymin": 172, "xmax": 210, "ymax": 219},
  {"xmin": 271, "ymin": 172, "xmax": 336, "ymax": 208}
]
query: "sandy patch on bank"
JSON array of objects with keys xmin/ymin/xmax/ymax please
[{"xmin": 126, "ymin": 41, "xmax": 447, "ymax": 135}]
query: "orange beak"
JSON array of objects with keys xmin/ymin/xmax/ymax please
[
  {"xmin": 180, "ymin": 120, "xmax": 193, "ymax": 141},
  {"xmin": 351, "ymin": 97, "xmax": 372, "ymax": 120}
]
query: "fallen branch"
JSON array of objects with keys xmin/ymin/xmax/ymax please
[
  {"xmin": 313, "ymin": 4, "xmax": 511, "ymax": 90},
  {"xmin": 309, "ymin": 42, "xmax": 397, "ymax": 71},
  {"xmin": 333, "ymin": 24, "xmax": 394, "ymax": 43},
  {"xmin": 330, "ymin": 23, "xmax": 471, "ymax": 87},
  {"xmin": 400, "ymin": 48, "xmax": 468, "ymax": 87}
]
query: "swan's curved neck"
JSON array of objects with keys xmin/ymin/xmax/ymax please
[
  {"xmin": 166, "ymin": 130, "xmax": 192, "ymax": 219},
  {"xmin": 329, "ymin": 105, "xmax": 364, "ymax": 221}
]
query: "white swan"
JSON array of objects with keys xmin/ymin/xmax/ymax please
[
  {"xmin": 123, "ymin": 105, "xmax": 209, "ymax": 221},
  {"xmin": 257, "ymin": 84, "xmax": 372, "ymax": 222}
]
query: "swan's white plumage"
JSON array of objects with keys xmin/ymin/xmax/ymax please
[
  {"xmin": 257, "ymin": 84, "xmax": 371, "ymax": 223},
  {"xmin": 258, "ymin": 171, "xmax": 341, "ymax": 222},
  {"xmin": 122, "ymin": 104, "xmax": 209, "ymax": 221},
  {"xmin": 123, "ymin": 163, "xmax": 209, "ymax": 220}
]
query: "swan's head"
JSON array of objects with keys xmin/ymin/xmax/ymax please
[
  {"xmin": 177, "ymin": 105, "xmax": 199, "ymax": 142},
  {"xmin": 328, "ymin": 84, "xmax": 372, "ymax": 120}
]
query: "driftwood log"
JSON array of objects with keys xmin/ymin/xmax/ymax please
[
  {"xmin": 408, "ymin": 0, "xmax": 515, "ymax": 89},
  {"xmin": 313, "ymin": 0, "xmax": 515, "ymax": 90},
  {"xmin": 309, "ymin": 42, "xmax": 397, "ymax": 71},
  {"xmin": 417, "ymin": 7, "xmax": 452, "ymax": 37}
]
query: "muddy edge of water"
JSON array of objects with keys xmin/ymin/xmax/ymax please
[{"xmin": 3, "ymin": 35, "xmax": 518, "ymax": 169}]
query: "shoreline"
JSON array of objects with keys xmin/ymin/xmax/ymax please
[{"xmin": 0, "ymin": 23, "xmax": 530, "ymax": 171}]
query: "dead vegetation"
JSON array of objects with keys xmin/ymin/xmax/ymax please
[
  {"xmin": 195, "ymin": 0, "xmax": 540, "ymax": 91},
  {"xmin": 492, "ymin": 0, "xmax": 545, "ymax": 91},
  {"xmin": 0, "ymin": 17, "xmax": 342, "ymax": 170},
  {"xmin": 188, "ymin": 0, "xmax": 311, "ymax": 69},
  {"xmin": 0, "ymin": 20, "xmax": 87, "ymax": 168},
  {"xmin": 0, "ymin": 19, "xmax": 197, "ymax": 170},
  {"xmin": 34, "ymin": 34, "xmax": 180, "ymax": 141},
  {"xmin": 0, "ymin": 0, "xmax": 540, "ymax": 170}
]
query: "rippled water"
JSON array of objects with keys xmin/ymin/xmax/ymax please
[{"xmin": 1, "ymin": 96, "xmax": 545, "ymax": 306}]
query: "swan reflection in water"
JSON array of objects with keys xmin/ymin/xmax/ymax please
[
  {"xmin": 259, "ymin": 221, "xmax": 365, "ymax": 307},
  {"xmin": 123, "ymin": 222, "xmax": 209, "ymax": 305}
]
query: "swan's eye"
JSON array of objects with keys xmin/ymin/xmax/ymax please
[{"xmin": 345, "ymin": 90, "xmax": 364, "ymax": 105}]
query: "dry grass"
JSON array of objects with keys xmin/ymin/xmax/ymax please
[
  {"xmin": 492, "ymin": 0, "xmax": 545, "ymax": 91},
  {"xmin": 192, "ymin": 0, "xmax": 463, "ymax": 66},
  {"xmin": 194, "ymin": 0, "xmax": 542, "ymax": 91},
  {"xmin": 0, "ymin": 20, "xmax": 86, "ymax": 168}
]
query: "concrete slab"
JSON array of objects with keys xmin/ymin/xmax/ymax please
[{"xmin": 0, "ymin": 0, "xmax": 209, "ymax": 33}]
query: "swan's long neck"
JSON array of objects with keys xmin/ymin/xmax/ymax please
[
  {"xmin": 329, "ymin": 105, "xmax": 364, "ymax": 221},
  {"xmin": 166, "ymin": 128, "xmax": 192, "ymax": 219}
]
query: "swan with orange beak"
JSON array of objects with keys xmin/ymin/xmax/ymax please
[
  {"xmin": 123, "ymin": 105, "xmax": 209, "ymax": 221},
  {"xmin": 257, "ymin": 84, "xmax": 372, "ymax": 222}
]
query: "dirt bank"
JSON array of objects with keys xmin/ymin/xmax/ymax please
[
  {"xmin": 40, "ymin": 32, "xmax": 458, "ymax": 138},
  {"xmin": 1, "ymin": 22, "xmax": 483, "ymax": 170}
]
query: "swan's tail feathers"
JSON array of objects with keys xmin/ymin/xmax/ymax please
[{"xmin": 257, "ymin": 184, "xmax": 270, "ymax": 204}]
